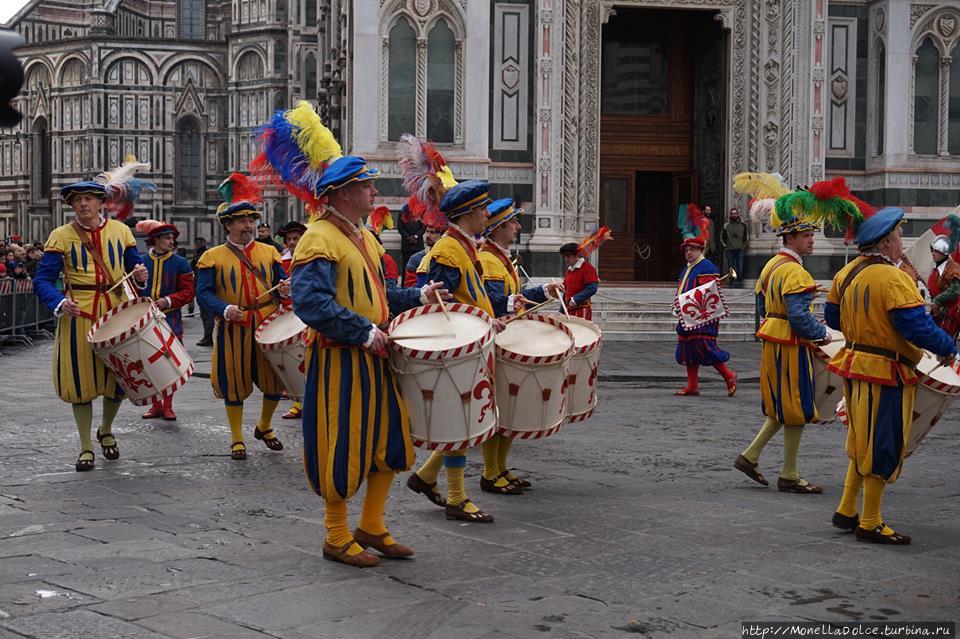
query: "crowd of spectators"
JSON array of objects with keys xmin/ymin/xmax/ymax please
[{"xmin": 0, "ymin": 238, "xmax": 44, "ymax": 281}]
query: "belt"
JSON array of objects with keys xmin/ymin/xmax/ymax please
[
  {"xmin": 845, "ymin": 342, "xmax": 918, "ymax": 369},
  {"xmin": 70, "ymin": 284, "xmax": 113, "ymax": 292},
  {"xmin": 765, "ymin": 312, "xmax": 788, "ymax": 320},
  {"xmin": 239, "ymin": 300, "xmax": 274, "ymax": 312}
]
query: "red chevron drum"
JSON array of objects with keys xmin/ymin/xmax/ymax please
[
  {"xmin": 87, "ymin": 298, "xmax": 194, "ymax": 406},
  {"xmin": 388, "ymin": 303, "xmax": 497, "ymax": 450},
  {"xmin": 810, "ymin": 328, "xmax": 845, "ymax": 423},
  {"xmin": 495, "ymin": 314, "xmax": 574, "ymax": 440},
  {"xmin": 559, "ymin": 316, "xmax": 602, "ymax": 423},
  {"xmin": 255, "ymin": 308, "xmax": 308, "ymax": 402},
  {"xmin": 907, "ymin": 351, "xmax": 960, "ymax": 457}
]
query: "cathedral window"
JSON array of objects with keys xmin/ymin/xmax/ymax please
[
  {"xmin": 277, "ymin": 0, "xmax": 286, "ymax": 22},
  {"xmin": 949, "ymin": 47, "xmax": 960, "ymax": 155},
  {"xmin": 176, "ymin": 117, "xmax": 203, "ymax": 201},
  {"xmin": 875, "ymin": 41, "xmax": 885, "ymax": 155},
  {"xmin": 305, "ymin": 0, "xmax": 316, "ymax": 26},
  {"xmin": 913, "ymin": 37, "xmax": 939, "ymax": 155},
  {"xmin": 31, "ymin": 117, "xmax": 51, "ymax": 202},
  {"xmin": 426, "ymin": 19, "xmax": 454, "ymax": 143},
  {"xmin": 304, "ymin": 52, "xmax": 317, "ymax": 99},
  {"xmin": 179, "ymin": 0, "xmax": 205, "ymax": 39},
  {"xmin": 387, "ymin": 17, "xmax": 416, "ymax": 141}
]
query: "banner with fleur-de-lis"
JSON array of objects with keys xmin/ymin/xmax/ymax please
[{"xmin": 675, "ymin": 280, "xmax": 729, "ymax": 330}]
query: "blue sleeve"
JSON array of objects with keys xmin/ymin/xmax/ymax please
[
  {"xmin": 785, "ymin": 292, "xmax": 827, "ymax": 341},
  {"xmin": 484, "ymin": 280, "xmax": 509, "ymax": 318},
  {"xmin": 416, "ymin": 272, "xmax": 429, "ymax": 287},
  {"xmin": 291, "ymin": 259, "xmax": 373, "ymax": 346},
  {"xmin": 272, "ymin": 261, "xmax": 287, "ymax": 284},
  {"xmin": 428, "ymin": 260, "xmax": 461, "ymax": 294},
  {"xmin": 33, "ymin": 251, "xmax": 66, "ymax": 312},
  {"xmin": 572, "ymin": 281, "xmax": 598, "ymax": 305},
  {"xmin": 195, "ymin": 268, "xmax": 227, "ymax": 317},
  {"xmin": 825, "ymin": 301, "xmax": 841, "ymax": 330},
  {"xmin": 756, "ymin": 293, "xmax": 767, "ymax": 319},
  {"xmin": 386, "ymin": 282, "xmax": 422, "ymax": 314},
  {"xmin": 386, "ymin": 277, "xmax": 399, "ymax": 289},
  {"xmin": 123, "ymin": 246, "xmax": 147, "ymax": 290},
  {"xmin": 522, "ymin": 284, "xmax": 548, "ymax": 304},
  {"xmin": 891, "ymin": 306, "xmax": 958, "ymax": 357},
  {"xmin": 405, "ymin": 252, "xmax": 423, "ymax": 272}
]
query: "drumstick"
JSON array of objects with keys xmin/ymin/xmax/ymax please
[
  {"xmin": 105, "ymin": 270, "xmax": 137, "ymax": 294},
  {"xmin": 255, "ymin": 282, "xmax": 285, "ymax": 300},
  {"xmin": 508, "ymin": 297, "xmax": 558, "ymax": 322},
  {"xmin": 553, "ymin": 279, "xmax": 571, "ymax": 318},
  {"xmin": 387, "ymin": 333, "xmax": 457, "ymax": 341},
  {"xmin": 431, "ymin": 282, "xmax": 451, "ymax": 321}
]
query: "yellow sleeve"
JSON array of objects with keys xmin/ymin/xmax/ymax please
[
  {"xmin": 290, "ymin": 221, "xmax": 342, "ymax": 268},
  {"xmin": 428, "ymin": 237, "xmax": 463, "ymax": 270},
  {"xmin": 119, "ymin": 222, "xmax": 136, "ymax": 248},
  {"xmin": 43, "ymin": 226, "xmax": 66, "ymax": 254},
  {"xmin": 479, "ymin": 252, "xmax": 505, "ymax": 282},
  {"xmin": 826, "ymin": 264, "xmax": 847, "ymax": 305},
  {"xmin": 196, "ymin": 247, "xmax": 218, "ymax": 270},
  {"xmin": 779, "ymin": 263, "xmax": 816, "ymax": 296},
  {"xmin": 887, "ymin": 269, "xmax": 925, "ymax": 310},
  {"xmin": 416, "ymin": 251, "xmax": 432, "ymax": 274}
]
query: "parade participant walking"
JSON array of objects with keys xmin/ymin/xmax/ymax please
[
  {"xmin": 559, "ymin": 242, "xmax": 599, "ymax": 320},
  {"xmin": 926, "ymin": 224, "xmax": 960, "ymax": 340},
  {"xmin": 406, "ymin": 179, "xmax": 506, "ymax": 523},
  {"xmin": 734, "ymin": 188, "xmax": 833, "ymax": 493},
  {"xmin": 721, "ymin": 207, "xmax": 748, "ymax": 287},
  {"xmin": 478, "ymin": 198, "xmax": 562, "ymax": 494},
  {"xmin": 276, "ymin": 220, "xmax": 308, "ymax": 420},
  {"xmin": 290, "ymin": 155, "xmax": 448, "ymax": 567},
  {"xmin": 195, "ymin": 173, "xmax": 290, "ymax": 460},
  {"xmin": 33, "ymin": 180, "xmax": 149, "ymax": 471},
  {"xmin": 673, "ymin": 203, "xmax": 737, "ymax": 397},
  {"xmin": 135, "ymin": 219, "xmax": 196, "ymax": 421},
  {"xmin": 826, "ymin": 208, "xmax": 957, "ymax": 544}
]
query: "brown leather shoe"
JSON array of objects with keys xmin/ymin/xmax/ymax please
[
  {"xmin": 406, "ymin": 472, "xmax": 446, "ymax": 507},
  {"xmin": 777, "ymin": 477, "xmax": 823, "ymax": 494},
  {"xmin": 354, "ymin": 528, "xmax": 414, "ymax": 559},
  {"xmin": 445, "ymin": 500, "xmax": 494, "ymax": 523},
  {"xmin": 322, "ymin": 541, "xmax": 380, "ymax": 567},
  {"xmin": 831, "ymin": 511, "xmax": 859, "ymax": 532},
  {"xmin": 855, "ymin": 524, "xmax": 911, "ymax": 545},
  {"xmin": 480, "ymin": 475, "xmax": 523, "ymax": 495},
  {"xmin": 733, "ymin": 454, "xmax": 768, "ymax": 486}
]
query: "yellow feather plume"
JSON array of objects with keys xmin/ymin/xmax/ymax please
[
  {"xmin": 733, "ymin": 172, "xmax": 791, "ymax": 199},
  {"xmin": 285, "ymin": 100, "xmax": 341, "ymax": 169},
  {"xmin": 438, "ymin": 165, "xmax": 457, "ymax": 190}
]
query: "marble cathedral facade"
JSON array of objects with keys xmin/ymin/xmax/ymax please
[{"xmin": 3, "ymin": 0, "xmax": 960, "ymax": 280}]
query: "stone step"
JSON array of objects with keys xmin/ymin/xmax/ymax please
[
  {"xmin": 600, "ymin": 330, "xmax": 758, "ymax": 342},
  {"xmin": 598, "ymin": 320, "xmax": 759, "ymax": 332},
  {"xmin": 596, "ymin": 311, "xmax": 758, "ymax": 321}
]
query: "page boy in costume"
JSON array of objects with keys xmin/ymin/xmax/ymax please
[
  {"xmin": 826, "ymin": 208, "xmax": 956, "ymax": 544},
  {"xmin": 195, "ymin": 173, "xmax": 290, "ymax": 460},
  {"xmin": 559, "ymin": 243, "xmax": 599, "ymax": 320},
  {"xmin": 275, "ymin": 220, "xmax": 308, "ymax": 420},
  {"xmin": 734, "ymin": 185, "xmax": 836, "ymax": 493},
  {"xmin": 135, "ymin": 220, "xmax": 196, "ymax": 421},
  {"xmin": 34, "ymin": 164, "xmax": 152, "ymax": 470},
  {"xmin": 926, "ymin": 221, "xmax": 960, "ymax": 340},
  {"xmin": 673, "ymin": 203, "xmax": 737, "ymax": 397}
]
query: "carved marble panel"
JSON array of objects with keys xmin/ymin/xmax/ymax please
[{"xmin": 493, "ymin": 3, "xmax": 529, "ymax": 151}]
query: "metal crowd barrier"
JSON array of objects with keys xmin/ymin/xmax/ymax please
[{"xmin": 0, "ymin": 279, "xmax": 57, "ymax": 350}]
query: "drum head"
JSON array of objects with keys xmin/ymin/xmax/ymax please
[
  {"xmin": 257, "ymin": 310, "xmax": 306, "ymax": 346},
  {"xmin": 391, "ymin": 309, "xmax": 490, "ymax": 351},
  {"xmin": 89, "ymin": 300, "xmax": 153, "ymax": 343},
  {"xmin": 560, "ymin": 316, "xmax": 601, "ymax": 349},
  {"xmin": 497, "ymin": 317, "xmax": 573, "ymax": 357},
  {"xmin": 917, "ymin": 350, "xmax": 960, "ymax": 386},
  {"xmin": 817, "ymin": 328, "xmax": 844, "ymax": 359}
]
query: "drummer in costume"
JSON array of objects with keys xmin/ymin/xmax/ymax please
[
  {"xmin": 734, "ymin": 185, "xmax": 838, "ymax": 493},
  {"xmin": 290, "ymin": 156, "xmax": 447, "ymax": 566},
  {"xmin": 277, "ymin": 220, "xmax": 308, "ymax": 420},
  {"xmin": 478, "ymin": 198, "xmax": 563, "ymax": 494},
  {"xmin": 559, "ymin": 243, "xmax": 599, "ymax": 320},
  {"xmin": 826, "ymin": 207, "xmax": 956, "ymax": 544},
  {"xmin": 33, "ymin": 165, "xmax": 152, "ymax": 471},
  {"xmin": 927, "ymin": 221, "xmax": 960, "ymax": 340},
  {"xmin": 673, "ymin": 203, "xmax": 738, "ymax": 397},
  {"xmin": 195, "ymin": 173, "xmax": 291, "ymax": 460},
  {"xmin": 135, "ymin": 220, "xmax": 196, "ymax": 421},
  {"xmin": 406, "ymin": 180, "xmax": 507, "ymax": 522}
]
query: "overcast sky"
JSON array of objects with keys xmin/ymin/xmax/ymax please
[{"xmin": 0, "ymin": 0, "xmax": 31, "ymax": 24}]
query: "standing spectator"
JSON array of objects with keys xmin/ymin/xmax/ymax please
[
  {"xmin": 4, "ymin": 249, "xmax": 16, "ymax": 273},
  {"xmin": 397, "ymin": 204, "xmax": 425, "ymax": 271},
  {"xmin": 256, "ymin": 222, "xmax": 283, "ymax": 252},
  {"xmin": 0, "ymin": 261, "xmax": 6, "ymax": 277},
  {"xmin": 703, "ymin": 206, "xmax": 718, "ymax": 263},
  {"xmin": 721, "ymin": 207, "xmax": 748, "ymax": 287},
  {"xmin": 23, "ymin": 246, "xmax": 42, "ymax": 278},
  {"xmin": 191, "ymin": 236, "xmax": 214, "ymax": 347}
]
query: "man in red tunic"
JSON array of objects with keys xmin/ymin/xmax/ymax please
[
  {"xmin": 927, "ymin": 235, "xmax": 960, "ymax": 340},
  {"xmin": 560, "ymin": 242, "xmax": 599, "ymax": 320}
]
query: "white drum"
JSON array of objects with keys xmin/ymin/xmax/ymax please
[
  {"xmin": 87, "ymin": 298, "xmax": 194, "ymax": 406},
  {"xmin": 389, "ymin": 303, "xmax": 497, "ymax": 450},
  {"xmin": 495, "ymin": 314, "xmax": 574, "ymax": 439},
  {"xmin": 559, "ymin": 316, "xmax": 603, "ymax": 423},
  {"xmin": 908, "ymin": 352, "xmax": 960, "ymax": 457},
  {"xmin": 255, "ymin": 308, "xmax": 308, "ymax": 402},
  {"xmin": 810, "ymin": 328, "xmax": 845, "ymax": 423}
]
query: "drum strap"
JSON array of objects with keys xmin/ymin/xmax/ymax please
[
  {"xmin": 225, "ymin": 243, "xmax": 280, "ymax": 306},
  {"xmin": 321, "ymin": 210, "xmax": 389, "ymax": 323},
  {"xmin": 837, "ymin": 256, "xmax": 886, "ymax": 300},
  {"xmin": 447, "ymin": 227, "xmax": 484, "ymax": 277},
  {"xmin": 72, "ymin": 221, "xmax": 117, "ymax": 288},
  {"xmin": 759, "ymin": 255, "xmax": 795, "ymax": 298}
]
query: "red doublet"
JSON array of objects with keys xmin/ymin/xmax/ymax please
[{"xmin": 564, "ymin": 261, "xmax": 599, "ymax": 320}]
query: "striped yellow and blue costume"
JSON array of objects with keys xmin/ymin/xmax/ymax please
[
  {"xmin": 738, "ymin": 249, "xmax": 827, "ymax": 490},
  {"xmin": 35, "ymin": 218, "xmax": 142, "ymax": 404},
  {"xmin": 142, "ymin": 249, "xmax": 195, "ymax": 338},
  {"xmin": 825, "ymin": 207, "xmax": 956, "ymax": 543}
]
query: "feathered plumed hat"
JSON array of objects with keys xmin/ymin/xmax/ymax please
[
  {"xmin": 678, "ymin": 203, "xmax": 709, "ymax": 249},
  {"xmin": 773, "ymin": 177, "xmax": 870, "ymax": 238},
  {"xmin": 575, "ymin": 226, "xmax": 612, "ymax": 257},
  {"xmin": 135, "ymin": 219, "xmax": 179, "ymax": 241},
  {"xmin": 71, "ymin": 155, "xmax": 157, "ymax": 221},
  {"xmin": 367, "ymin": 205, "xmax": 395, "ymax": 235},
  {"xmin": 249, "ymin": 100, "xmax": 342, "ymax": 218},
  {"xmin": 216, "ymin": 173, "xmax": 262, "ymax": 223},
  {"xmin": 398, "ymin": 134, "xmax": 458, "ymax": 228},
  {"xmin": 732, "ymin": 172, "xmax": 791, "ymax": 224}
]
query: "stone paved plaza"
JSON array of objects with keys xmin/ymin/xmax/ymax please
[{"xmin": 0, "ymin": 320, "xmax": 957, "ymax": 638}]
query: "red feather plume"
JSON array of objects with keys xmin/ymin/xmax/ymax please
[
  {"xmin": 223, "ymin": 172, "xmax": 263, "ymax": 205},
  {"xmin": 577, "ymin": 226, "xmax": 613, "ymax": 258},
  {"xmin": 368, "ymin": 206, "xmax": 393, "ymax": 234}
]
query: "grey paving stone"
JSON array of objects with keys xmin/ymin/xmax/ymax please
[
  {"xmin": 0, "ymin": 609, "xmax": 171, "ymax": 639},
  {"xmin": 135, "ymin": 611, "xmax": 274, "ymax": 639},
  {"xmin": 0, "ymin": 581, "xmax": 96, "ymax": 619}
]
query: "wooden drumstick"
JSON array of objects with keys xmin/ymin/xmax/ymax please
[
  {"xmin": 255, "ymin": 281, "xmax": 285, "ymax": 301},
  {"xmin": 434, "ymin": 286, "xmax": 451, "ymax": 321},
  {"xmin": 105, "ymin": 270, "xmax": 137, "ymax": 295},
  {"xmin": 387, "ymin": 333, "xmax": 457, "ymax": 341},
  {"xmin": 508, "ymin": 297, "xmax": 558, "ymax": 323},
  {"xmin": 553, "ymin": 279, "xmax": 571, "ymax": 318}
]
